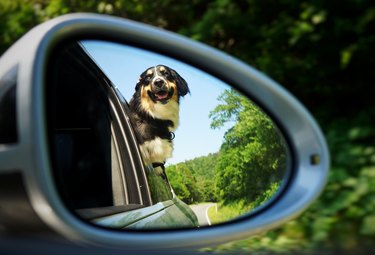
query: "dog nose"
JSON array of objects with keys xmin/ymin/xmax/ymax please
[{"xmin": 153, "ymin": 78, "xmax": 166, "ymax": 88}]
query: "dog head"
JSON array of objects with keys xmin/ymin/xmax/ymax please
[
  {"xmin": 131, "ymin": 65, "xmax": 189, "ymax": 129},
  {"xmin": 135, "ymin": 65, "xmax": 189, "ymax": 105}
]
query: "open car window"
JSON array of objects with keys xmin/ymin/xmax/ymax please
[{"xmin": 46, "ymin": 42, "xmax": 154, "ymax": 218}]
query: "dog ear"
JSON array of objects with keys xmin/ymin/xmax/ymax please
[
  {"xmin": 135, "ymin": 77, "xmax": 142, "ymax": 91},
  {"xmin": 135, "ymin": 67, "xmax": 154, "ymax": 91},
  {"xmin": 171, "ymin": 69, "xmax": 190, "ymax": 97}
]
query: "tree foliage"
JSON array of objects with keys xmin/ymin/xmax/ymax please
[
  {"xmin": 209, "ymin": 89, "xmax": 286, "ymax": 203},
  {"xmin": 166, "ymin": 153, "xmax": 219, "ymax": 204}
]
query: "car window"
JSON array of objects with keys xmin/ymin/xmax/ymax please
[{"xmin": 46, "ymin": 42, "xmax": 153, "ymax": 218}]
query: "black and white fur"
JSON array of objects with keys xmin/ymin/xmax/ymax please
[{"xmin": 129, "ymin": 65, "xmax": 189, "ymax": 166}]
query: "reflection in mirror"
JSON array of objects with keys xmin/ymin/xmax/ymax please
[{"xmin": 46, "ymin": 40, "xmax": 290, "ymax": 230}]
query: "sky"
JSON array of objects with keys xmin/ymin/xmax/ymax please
[{"xmin": 82, "ymin": 40, "xmax": 233, "ymax": 165}]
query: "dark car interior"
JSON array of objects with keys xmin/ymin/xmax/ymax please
[{"xmin": 45, "ymin": 42, "xmax": 150, "ymax": 218}]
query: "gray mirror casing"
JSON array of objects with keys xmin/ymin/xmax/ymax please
[{"xmin": 0, "ymin": 13, "xmax": 329, "ymax": 249}]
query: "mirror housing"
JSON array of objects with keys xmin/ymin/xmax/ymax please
[{"xmin": 0, "ymin": 13, "xmax": 329, "ymax": 249}]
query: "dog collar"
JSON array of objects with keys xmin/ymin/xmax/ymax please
[{"xmin": 152, "ymin": 162, "xmax": 165, "ymax": 169}]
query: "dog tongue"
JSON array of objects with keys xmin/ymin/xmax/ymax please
[{"xmin": 156, "ymin": 92, "xmax": 168, "ymax": 100}]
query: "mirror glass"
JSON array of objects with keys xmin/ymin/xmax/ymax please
[{"xmin": 46, "ymin": 40, "xmax": 290, "ymax": 230}]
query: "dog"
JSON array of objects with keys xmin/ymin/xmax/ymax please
[{"xmin": 128, "ymin": 65, "xmax": 189, "ymax": 169}]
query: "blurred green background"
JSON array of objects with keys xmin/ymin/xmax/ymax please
[{"xmin": 1, "ymin": 1, "xmax": 374, "ymax": 254}]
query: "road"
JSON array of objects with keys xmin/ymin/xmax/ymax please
[{"xmin": 189, "ymin": 203, "xmax": 217, "ymax": 226}]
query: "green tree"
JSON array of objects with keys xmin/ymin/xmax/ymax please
[
  {"xmin": 183, "ymin": 153, "xmax": 220, "ymax": 202},
  {"xmin": 166, "ymin": 164, "xmax": 191, "ymax": 203},
  {"xmin": 167, "ymin": 163, "xmax": 203, "ymax": 204},
  {"xmin": 0, "ymin": 0, "xmax": 207, "ymax": 55},
  {"xmin": 166, "ymin": 153, "xmax": 220, "ymax": 204},
  {"xmin": 181, "ymin": 0, "xmax": 375, "ymax": 129},
  {"xmin": 0, "ymin": 0, "xmax": 42, "ymax": 54},
  {"xmin": 210, "ymin": 89, "xmax": 287, "ymax": 203}
]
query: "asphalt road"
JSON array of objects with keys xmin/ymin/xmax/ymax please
[{"xmin": 189, "ymin": 203, "xmax": 217, "ymax": 226}]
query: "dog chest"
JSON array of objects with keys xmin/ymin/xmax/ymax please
[{"xmin": 140, "ymin": 137, "xmax": 173, "ymax": 164}]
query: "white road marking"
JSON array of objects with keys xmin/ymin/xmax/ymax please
[
  {"xmin": 190, "ymin": 203, "xmax": 217, "ymax": 226},
  {"xmin": 205, "ymin": 204, "xmax": 214, "ymax": 226}
]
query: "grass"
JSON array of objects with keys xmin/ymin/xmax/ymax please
[
  {"xmin": 208, "ymin": 182, "xmax": 281, "ymax": 225},
  {"xmin": 208, "ymin": 200, "xmax": 252, "ymax": 225}
]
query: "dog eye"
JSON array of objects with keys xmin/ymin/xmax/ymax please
[
  {"xmin": 163, "ymin": 71, "xmax": 171, "ymax": 78},
  {"xmin": 143, "ymin": 76, "xmax": 151, "ymax": 83}
]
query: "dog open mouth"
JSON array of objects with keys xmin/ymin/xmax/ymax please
[
  {"xmin": 148, "ymin": 88, "xmax": 174, "ymax": 103},
  {"xmin": 154, "ymin": 91, "xmax": 169, "ymax": 100}
]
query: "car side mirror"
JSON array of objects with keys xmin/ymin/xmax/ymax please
[{"xmin": 0, "ymin": 13, "xmax": 329, "ymax": 249}]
